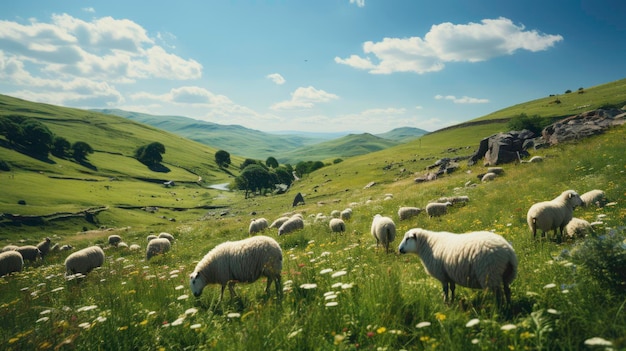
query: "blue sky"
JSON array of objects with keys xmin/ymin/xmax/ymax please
[{"xmin": 1, "ymin": 0, "xmax": 624, "ymax": 133}]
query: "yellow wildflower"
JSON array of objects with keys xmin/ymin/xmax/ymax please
[
  {"xmin": 377, "ymin": 327, "xmax": 387, "ymax": 334},
  {"xmin": 435, "ymin": 312, "xmax": 446, "ymax": 321}
]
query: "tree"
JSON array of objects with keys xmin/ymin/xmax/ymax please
[
  {"xmin": 51, "ymin": 136, "xmax": 71, "ymax": 158},
  {"xmin": 273, "ymin": 167, "xmax": 293, "ymax": 187},
  {"xmin": 240, "ymin": 158, "xmax": 265, "ymax": 170},
  {"xmin": 507, "ymin": 113, "xmax": 546, "ymax": 135},
  {"xmin": 235, "ymin": 164, "xmax": 273, "ymax": 198},
  {"xmin": 21, "ymin": 119, "xmax": 53, "ymax": 158},
  {"xmin": 295, "ymin": 160, "xmax": 325, "ymax": 178},
  {"xmin": 265, "ymin": 156, "xmax": 279, "ymax": 169},
  {"xmin": 135, "ymin": 142, "xmax": 165, "ymax": 166},
  {"xmin": 215, "ymin": 150, "xmax": 231, "ymax": 168},
  {"xmin": 72, "ymin": 141, "xmax": 94, "ymax": 162}
]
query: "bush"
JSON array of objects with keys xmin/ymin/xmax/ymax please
[
  {"xmin": 570, "ymin": 227, "xmax": 626, "ymax": 295},
  {"xmin": 0, "ymin": 160, "xmax": 10, "ymax": 171},
  {"xmin": 507, "ymin": 113, "xmax": 547, "ymax": 135}
]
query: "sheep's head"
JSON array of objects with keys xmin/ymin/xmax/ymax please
[
  {"xmin": 398, "ymin": 229, "xmax": 422, "ymax": 254},
  {"xmin": 563, "ymin": 190, "xmax": 583, "ymax": 208},
  {"xmin": 189, "ymin": 271, "xmax": 206, "ymax": 297}
]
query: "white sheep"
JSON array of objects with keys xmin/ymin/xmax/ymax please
[
  {"xmin": 1, "ymin": 245, "xmax": 19, "ymax": 252},
  {"xmin": 16, "ymin": 245, "xmax": 41, "ymax": 262},
  {"xmin": 0, "ymin": 251, "xmax": 24, "ymax": 277},
  {"xmin": 527, "ymin": 189, "xmax": 583, "ymax": 240},
  {"xmin": 398, "ymin": 228, "xmax": 518, "ymax": 305},
  {"xmin": 278, "ymin": 214, "xmax": 304, "ymax": 235},
  {"xmin": 117, "ymin": 242, "xmax": 129, "ymax": 249},
  {"xmin": 129, "ymin": 244, "xmax": 141, "ymax": 251},
  {"xmin": 189, "ymin": 235, "xmax": 282, "ymax": 301},
  {"xmin": 314, "ymin": 213, "xmax": 328, "ymax": 224},
  {"xmin": 481, "ymin": 172, "xmax": 497, "ymax": 182},
  {"xmin": 37, "ymin": 237, "xmax": 52, "ymax": 258},
  {"xmin": 398, "ymin": 207, "xmax": 422, "ymax": 221},
  {"xmin": 269, "ymin": 216, "xmax": 290, "ymax": 229},
  {"xmin": 371, "ymin": 214, "xmax": 396, "ymax": 253},
  {"xmin": 330, "ymin": 210, "xmax": 341, "ymax": 218},
  {"xmin": 329, "ymin": 218, "xmax": 346, "ymax": 233},
  {"xmin": 340, "ymin": 208, "xmax": 353, "ymax": 221},
  {"xmin": 580, "ymin": 189, "xmax": 607, "ymax": 207},
  {"xmin": 425, "ymin": 202, "xmax": 452, "ymax": 218},
  {"xmin": 146, "ymin": 238, "xmax": 171, "ymax": 260},
  {"xmin": 248, "ymin": 218, "xmax": 269, "ymax": 235},
  {"xmin": 565, "ymin": 217, "xmax": 593, "ymax": 239},
  {"xmin": 158, "ymin": 232, "xmax": 175, "ymax": 242},
  {"xmin": 146, "ymin": 234, "xmax": 157, "ymax": 242},
  {"xmin": 108, "ymin": 235, "xmax": 122, "ymax": 247},
  {"xmin": 437, "ymin": 196, "xmax": 470, "ymax": 205},
  {"xmin": 64, "ymin": 246, "xmax": 105, "ymax": 276}
]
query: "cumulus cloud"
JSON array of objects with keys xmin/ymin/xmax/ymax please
[
  {"xmin": 335, "ymin": 17, "xmax": 563, "ymax": 74},
  {"xmin": 435, "ymin": 94, "xmax": 489, "ymax": 104},
  {"xmin": 271, "ymin": 86, "xmax": 339, "ymax": 110},
  {"xmin": 266, "ymin": 73, "xmax": 286, "ymax": 85},
  {"xmin": 82, "ymin": 7, "xmax": 95, "ymax": 13},
  {"xmin": 350, "ymin": 0, "xmax": 365, "ymax": 8}
]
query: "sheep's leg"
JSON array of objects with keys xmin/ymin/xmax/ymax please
[
  {"xmin": 442, "ymin": 282, "xmax": 449, "ymax": 302},
  {"xmin": 450, "ymin": 282, "xmax": 456, "ymax": 302},
  {"xmin": 274, "ymin": 276, "xmax": 282, "ymax": 298},
  {"xmin": 227, "ymin": 281, "xmax": 238, "ymax": 299},
  {"xmin": 503, "ymin": 283, "xmax": 511, "ymax": 306},
  {"xmin": 219, "ymin": 285, "xmax": 226, "ymax": 302}
]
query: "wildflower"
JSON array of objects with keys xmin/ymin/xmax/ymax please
[
  {"xmin": 466, "ymin": 318, "xmax": 480, "ymax": 328},
  {"xmin": 38, "ymin": 341, "xmax": 52, "ymax": 349},
  {"xmin": 288, "ymin": 328, "xmax": 302, "ymax": 339},
  {"xmin": 334, "ymin": 333, "xmax": 346, "ymax": 345},
  {"xmin": 547, "ymin": 309, "xmax": 559, "ymax": 315},
  {"xmin": 177, "ymin": 294, "xmax": 189, "ymax": 300},
  {"xmin": 227, "ymin": 312, "xmax": 241, "ymax": 319},
  {"xmin": 366, "ymin": 331, "xmax": 375, "ymax": 338},
  {"xmin": 341, "ymin": 283, "xmax": 354, "ymax": 289},
  {"xmin": 471, "ymin": 339, "xmax": 479, "ymax": 344},
  {"xmin": 40, "ymin": 310, "xmax": 51, "ymax": 315},
  {"xmin": 118, "ymin": 326, "xmax": 128, "ymax": 331},
  {"xmin": 377, "ymin": 327, "xmax": 387, "ymax": 334},
  {"xmin": 320, "ymin": 268, "xmax": 333, "ymax": 275},
  {"xmin": 584, "ymin": 337, "xmax": 613, "ymax": 347},
  {"xmin": 420, "ymin": 336, "xmax": 430, "ymax": 342},
  {"xmin": 51, "ymin": 287, "xmax": 64, "ymax": 293},
  {"xmin": 185, "ymin": 308, "xmax": 198, "ymax": 316},
  {"xmin": 175, "ymin": 285, "xmax": 184, "ymax": 290},
  {"xmin": 190, "ymin": 324, "xmax": 201, "ymax": 329},
  {"xmin": 95, "ymin": 316, "xmax": 107, "ymax": 323},
  {"xmin": 300, "ymin": 283, "xmax": 317, "ymax": 289},
  {"xmin": 36, "ymin": 317, "xmax": 49, "ymax": 323},
  {"xmin": 543, "ymin": 283, "xmax": 557, "ymax": 289},
  {"xmin": 416, "ymin": 321, "xmax": 431, "ymax": 328},
  {"xmin": 325, "ymin": 302, "xmax": 338, "ymax": 307},
  {"xmin": 171, "ymin": 317, "xmax": 185, "ymax": 326},
  {"xmin": 501, "ymin": 324, "xmax": 517, "ymax": 331},
  {"xmin": 435, "ymin": 312, "xmax": 446, "ymax": 321},
  {"xmin": 77, "ymin": 305, "xmax": 98, "ymax": 312},
  {"xmin": 520, "ymin": 331, "xmax": 533, "ymax": 339},
  {"xmin": 331, "ymin": 270, "xmax": 347, "ymax": 278},
  {"xmin": 139, "ymin": 319, "xmax": 148, "ymax": 326},
  {"xmin": 78, "ymin": 322, "xmax": 91, "ymax": 329}
]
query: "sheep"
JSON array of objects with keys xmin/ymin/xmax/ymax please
[
  {"xmin": 60, "ymin": 244, "xmax": 73, "ymax": 251},
  {"xmin": 329, "ymin": 218, "xmax": 346, "ymax": 233},
  {"xmin": 278, "ymin": 214, "xmax": 305, "ymax": 236},
  {"xmin": 398, "ymin": 228, "xmax": 518, "ymax": 306},
  {"xmin": 1, "ymin": 245, "xmax": 19, "ymax": 252},
  {"xmin": 248, "ymin": 218, "xmax": 269, "ymax": 235},
  {"xmin": 481, "ymin": 172, "xmax": 497, "ymax": 182},
  {"xmin": 437, "ymin": 196, "xmax": 470, "ymax": 205},
  {"xmin": 189, "ymin": 235, "xmax": 282, "ymax": 301},
  {"xmin": 330, "ymin": 210, "xmax": 341, "ymax": 218},
  {"xmin": 340, "ymin": 208, "xmax": 353, "ymax": 221},
  {"xmin": 269, "ymin": 216, "xmax": 290, "ymax": 229},
  {"xmin": 146, "ymin": 238, "xmax": 171, "ymax": 260},
  {"xmin": 129, "ymin": 244, "xmax": 141, "ymax": 251},
  {"xmin": 117, "ymin": 242, "xmax": 129, "ymax": 249},
  {"xmin": 425, "ymin": 202, "xmax": 452, "ymax": 218},
  {"xmin": 36, "ymin": 237, "xmax": 52, "ymax": 258},
  {"xmin": 580, "ymin": 189, "xmax": 607, "ymax": 207},
  {"xmin": 398, "ymin": 207, "xmax": 422, "ymax": 221},
  {"xmin": 371, "ymin": 214, "xmax": 396, "ymax": 253},
  {"xmin": 146, "ymin": 235, "xmax": 157, "ymax": 242},
  {"xmin": 527, "ymin": 189, "xmax": 583, "ymax": 240},
  {"xmin": 0, "ymin": 251, "xmax": 24, "ymax": 277},
  {"xmin": 158, "ymin": 232, "xmax": 175, "ymax": 242},
  {"xmin": 16, "ymin": 246, "xmax": 41, "ymax": 262},
  {"xmin": 314, "ymin": 213, "xmax": 328, "ymax": 224},
  {"xmin": 565, "ymin": 217, "xmax": 593, "ymax": 239},
  {"xmin": 108, "ymin": 235, "xmax": 122, "ymax": 247},
  {"xmin": 64, "ymin": 246, "xmax": 105, "ymax": 276}
]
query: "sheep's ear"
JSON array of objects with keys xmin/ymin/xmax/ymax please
[{"xmin": 189, "ymin": 272, "xmax": 197, "ymax": 279}]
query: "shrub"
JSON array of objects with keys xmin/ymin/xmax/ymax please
[{"xmin": 507, "ymin": 113, "xmax": 547, "ymax": 135}]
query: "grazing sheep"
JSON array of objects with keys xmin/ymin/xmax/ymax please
[
  {"xmin": 269, "ymin": 216, "xmax": 290, "ymax": 229},
  {"xmin": 565, "ymin": 217, "xmax": 593, "ymax": 238},
  {"xmin": 314, "ymin": 213, "xmax": 328, "ymax": 224},
  {"xmin": 189, "ymin": 235, "xmax": 282, "ymax": 301},
  {"xmin": 398, "ymin": 207, "xmax": 422, "ymax": 221},
  {"xmin": 37, "ymin": 237, "xmax": 52, "ymax": 258},
  {"xmin": 146, "ymin": 238, "xmax": 171, "ymax": 260},
  {"xmin": 0, "ymin": 251, "xmax": 23, "ymax": 277},
  {"xmin": 146, "ymin": 235, "xmax": 157, "ymax": 242},
  {"xmin": 16, "ymin": 246, "xmax": 41, "ymax": 262},
  {"xmin": 158, "ymin": 232, "xmax": 175, "ymax": 242},
  {"xmin": 129, "ymin": 244, "xmax": 141, "ymax": 251},
  {"xmin": 527, "ymin": 189, "xmax": 583, "ymax": 240},
  {"xmin": 437, "ymin": 196, "xmax": 470, "ymax": 205},
  {"xmin": 329, "ymin": 218, "xmax": 346, "ymax": 233},
  {"xmin": 117, "ymin": 242, "xmax": 129, "ymax": 249},
  {"xmin": 64, "ymin": 246, "xmax": 105, "ymax": 276},
  {"xmin": 248, "ymin": 218, "xmax": 269, "ymax": 235},
  {"xmin": 340, "ymin": 208, "xmax": 352, "ymax": 221},
  {"xmin": 481, "ymin": 172, "xmax": 497, "ymax": 182},
  {"xmin": 60, "ymin": 244, "xmax": 73, "ymax": 251},
  {"xmin": 371, "ymin": 214, "xmax": 396, "ymax": 252},
  {"xmin": 278, "ymin": 214, "xmax": 305, "ymax": 236},
  {"xmin": 425, "ymin": 202, "xmax": 452, "ymax": 218},
  {"xmin": 330, "ymin": 210, "xmax": 341, "ymax": 218},
  {"xmin": 108, "ymin": 235, "xmax": 122, "ymax": 247},
  {"xmin": 398, "ymin": 228, "xmax": 517, "ymax": 305},
  {"xmin": 580, "ymin": 189, "xmax": 607, "ymax": 207},
  {"xmin": 1, "ymin": 245, "xmax": 19, "ymax": 252}
]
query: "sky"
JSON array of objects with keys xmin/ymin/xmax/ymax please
[{"xmin": 1, "ymin": 1, "xmax": 624, "ymax": 134}]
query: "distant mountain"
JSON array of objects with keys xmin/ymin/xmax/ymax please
[{"xmin": 375, "ymin": 127, "xmax": 428, "ymax": 143}]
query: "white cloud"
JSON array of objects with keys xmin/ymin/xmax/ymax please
[
  {"xmin": 266, "ymin": 73, "xmax": 286, "ymax": 85},
  {"xmin": 435, "ymin": 94, "xmax": 489, "ymax": 104},
  {"xmin": 271, "ymin": 86, "xmax": 339, "ymax": 110},
  {"xmin": 350, "ymin": 0, "xmax": 365, "ymax": 8},
  {"xmin": 336, "ymin": 17, "xmax": 563, "ymax": 74},
  {"xmin": 82, "ymin": 7, "xmax": 95, "ymax": 13}
]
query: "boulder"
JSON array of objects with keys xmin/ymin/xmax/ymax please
[
  {"xmin": 542, "ymin": 108, "xmax": 625, "ymax": 145},
  {"xmin": 468, "ymin": 130, "xmax": 534, "ymax": 166}
]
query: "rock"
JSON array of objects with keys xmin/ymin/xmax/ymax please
[
  {"xmin": 469, "ymin": 130, "xmax": 534, "ymax": 166},
  {"xmin": 542, "ymin": 108, "xmax": 625, "ymax": 145}
]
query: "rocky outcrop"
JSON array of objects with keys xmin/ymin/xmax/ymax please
[
  {"xmin": 468, "ymin": 130, "xmax": 534, "ymax": 166},
  {"xmin": 541, "ymin": 108, "xmax": 625, "ymax": 145}
]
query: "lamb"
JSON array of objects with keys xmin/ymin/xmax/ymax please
[
  {"xmin": 398, "ymin": 207, "xmax": 422, "ymax": 221},
  {"xmin": 580, "ymin": 189, "xmax": 607, "ymax": 207},
  {"xmin": 64, "ymin": 246, "xmax": 105, "ymax": 276},
  {"xmin": 158, "ymin": 232, "xmax": 175, "ymax": 242},
  {"xmin": 398, "ymin": 228, "xmax": 518, "ymax": 306},
  {"xmin": 527, "ymin": 189, "xmax": 583, "ymax": 240},
  {"xmin": 129, "ymin": 244, "xmax": 141, "ymax": 251},
  {"xmin": 189, "ymin": 235, "xmax": 282, "ymax": 301},
  {"xmin": 371, "ymin": 214, "xmax": 396, "ymax": 252},
  {"xmin": 481, "ymin": 172, "xmax": 497, "ymax": 182},
  {"xmin": 16, "ymin": 246, "xmax": 41, "ymax": 262},
  {"xmin": 36, "ymin": 237, "xmax": 52, "ymax": 258},
  {"xmin": 330, "ymin": 210, "xmax": 341, "ymax": 218},
  {"xmin": 146, "ymin": 238, "xmax": 171, "ymax": 260},
  {"xmin": 278, "ymin": 214, "xmax": 305, "ymax": 235},
  {"xmin": 248, "ymin": 218, "xmax": 269, "ymax": 235},
  {"xmin": 146, "ymin": 235, "xmax": 157, "ymax": 242},
  {"xmin": 425, "ymin": 202, "xmax": 452, "ymax": 218},
  {"xmin": 108, "ymin": 235, "xmax": 122, "ymax": 247},
  {"xmin": 340, "ymin": 208, "xmax": 352, "ymax": 221},
  {"xmin": 269, "ymin": 216, "xmax": 290, "ymax": 229},
  {"xmin": 0, "ymin": 251, "xmax": 24, "ymax": 277},
  {"xmin": 565, "ymin": 217, "xmax": 593, "ymax": 239},
  {"xmin": 329, "ymin": 218, "xmax": 346, "ymax": 233}
]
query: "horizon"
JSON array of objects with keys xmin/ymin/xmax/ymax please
[{"xmin": 1, "ymin": 0, "xmax": 624, "ymax": 133}]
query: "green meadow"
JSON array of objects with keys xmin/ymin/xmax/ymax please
[{"xmin": 0, "ymin": 80, "xmax": 625, "ymax": 350}]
